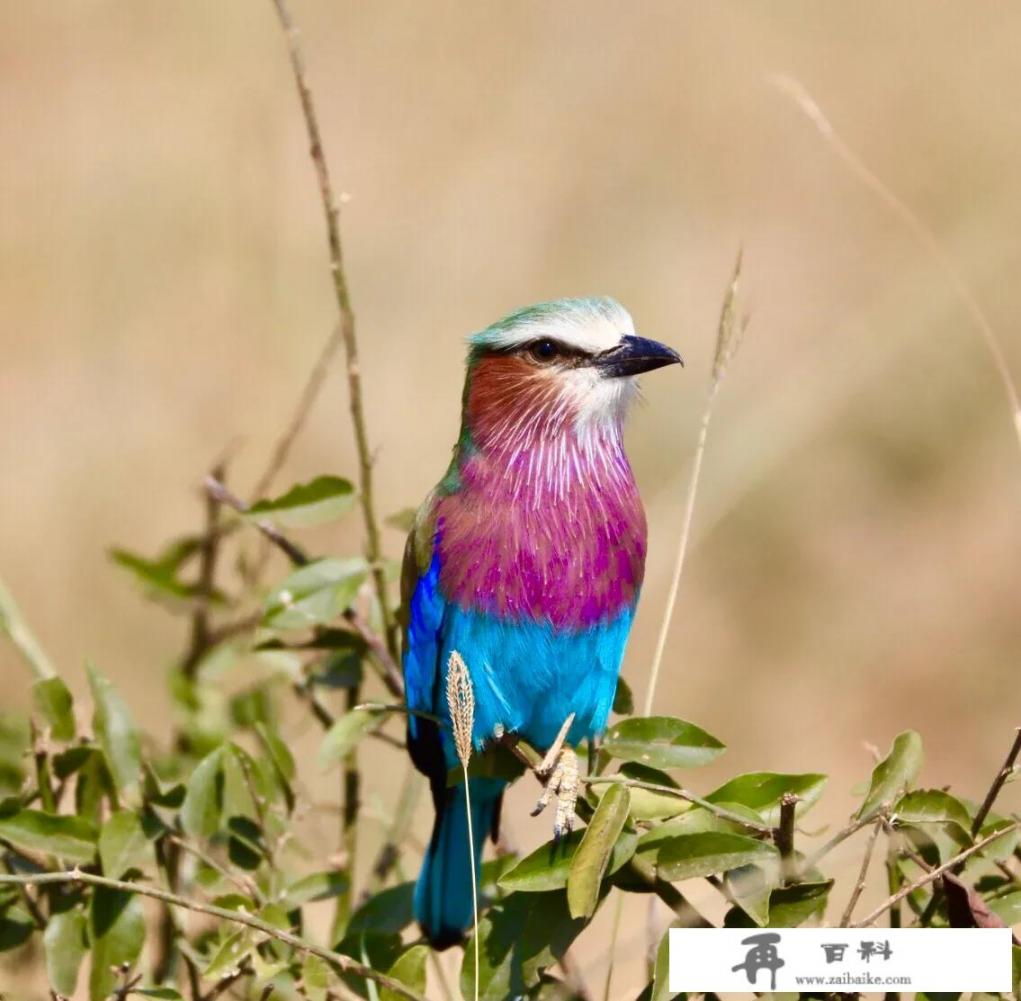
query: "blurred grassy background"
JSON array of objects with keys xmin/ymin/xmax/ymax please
[{"xmin": 2, "ymin": 1, "xmax": 1019, "ymax": 996}]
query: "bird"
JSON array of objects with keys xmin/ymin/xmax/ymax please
[{"xmin": 400, "ymin": 297, "xmax": 682, "ymax": 948}]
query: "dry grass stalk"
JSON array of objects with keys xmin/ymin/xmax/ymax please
[
  {"xmin": 643, "ymin": 250, "xmax": 746, "ymax": 716},
  {"xmin": 772, "ymin": 73, "xmax": 1021, "ymax": 458},
  {"xmin": 446, "ymin": 650, "xmax": 479, "ymax": 1001}
]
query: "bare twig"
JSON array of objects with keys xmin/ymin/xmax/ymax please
[
  {"xmin": 800, "ymin": 811, "xmax": 879, "ymax": 874},
  {"xmin": 203, "ymin": 476, "xmax": 404, "ymax": 699},
  {"xmin": 839, "ymin": 819, "xmax": 883, "ymax": 926},
  {"xmin": 182, "ymin": 462, "xmax": 226, "ymax": 680},
  {"xmin": 0, "ymin": 870, "xmax": 426, "ymax": 1001},
  {"xmin": 772, "ymin": 74, "xmax": 1021, "ymax": 457},
  {"xmin": 252, "ymin": 325, "xmax": 345, "ymax": 503},
  {"xmin": 775, "ymin": 792, "xmax": 798, "ymax": 884},
  {"xmin": 366, "ymin": 764, "xmax": 422, "ymax": 894},
  {"xmin": 970, "ymin": 727, "xmax": 1021, "ymax": 839},
  {"xmin": 269, "ymin": 0, "xmax": 396, "ymax": 658},
  {"xmin": 853, "ymin": 821, "xmax": 1021, "ymax": 927},
  {"xmin": 643, "ymin": 251, "xmax": 744, "ymax": 715},
  {"xmin": 204, "ymin": 475, "xmax": 309, "ymax": 568}
]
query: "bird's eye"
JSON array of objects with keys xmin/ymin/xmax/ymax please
[{"xmin": 529, "ymin": 339, "xmax": 559, "ymax": 362}]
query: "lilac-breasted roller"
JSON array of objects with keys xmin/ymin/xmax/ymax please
[{"xmin": 401, "ymin": 298, "xmax": 682, "ymax": 947}]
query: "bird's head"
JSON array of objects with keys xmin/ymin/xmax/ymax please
[{"xmin": 461, "ymin": 297, "xmax": 682, "ymax": 453}]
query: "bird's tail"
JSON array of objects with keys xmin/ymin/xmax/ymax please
[{"xmin": 414, "ymin": 776, "xmax": 503, "ymax": 949}]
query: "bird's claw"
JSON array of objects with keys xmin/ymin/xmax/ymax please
[
  {"xmin": 531, "ymin": 746, "xmax": 579, "ymax": 839},
  {"xmin": 531, "ymin": 713, "xmax": 578, "ymax": 839}
]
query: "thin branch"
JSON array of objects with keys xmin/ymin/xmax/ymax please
[
  {"xmin": 203, "ymin": 476, "xmax": 404, "ymax": 698},
  {"xmin": 0, "ymin": 870, "xmax": 426, "ymax": 1001},
  {"xmin": 643, "ymin": 251, "xmax": 744, "ymax": 715},
  {"xmin": 185, "ymin": 462, "xmax": 226, "ymax": 678},
  {"xmin": 365, "ymin": 764, "xmax": 422, "ymax": 894},
  {"xmin": 772, "ymin": 74, "xmax": 1021, "ymax": 457},
  {"xmin": 252, "ymin": 325, "xmax": 345, "ymax": 502},
  {"xmin": 775, "ymin": 792, "xmax": 798, "ymax": 884},
  {"xmin": 204, "ymin": 475, "xmax": 309, "ymax": 568},
  {"xmin": 582, "ymin": 775, "xmax": 771, "ymax": 834},
  {"xmin": 970, "ymin": 727, "xmax": 1021, "ymax": 839},
  {"xmin": 852, "ymin": 821, "xmax": 1021, "ymax": 927},
  {"xmin": 167, "ymin": 835, "xmax": 261, "ymax": 902},
  {"xmin": 269, "ymin": 0, "xmax": 396, "ymax": 658},
  {"xmin": 839, "ymin": 819, "xmax": 883, "ymax": 926},
  {"xmin": 800, "ymin": 811, "xmax": 879, "ymax": 874}
]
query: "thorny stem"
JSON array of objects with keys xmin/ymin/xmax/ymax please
[
  {"xmin": 853, "ymin": 821, "xmax": 1021, "ymax": 927},
  {"xmin": 0, "ymin": 870, "xmax": 427, "ymax": 1001},
  {"xmin": 269, "ymin": 0, "xmax": 397, "ymax": 659}
]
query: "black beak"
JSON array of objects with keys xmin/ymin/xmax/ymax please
[{"xmin": 595, "ymin": 335, "xmax": 684, "ymax": 378}]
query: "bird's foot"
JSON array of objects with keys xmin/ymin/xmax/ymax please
[{"xmin": 531, "ymin": 714, "xmax": 578, "ymax": 839}]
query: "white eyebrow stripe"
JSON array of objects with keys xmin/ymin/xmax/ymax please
[{"xmin": 469, "ymin": 297, "xmax": 635, "ymax": 355}]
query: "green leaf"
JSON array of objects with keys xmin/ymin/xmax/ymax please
[
  {"xmin": 0, "ymin": 714, "xmax": 30, "ymax": 796},
  {"xmin": 602, "ymin": 716, "xmax": 725, "ymax": 770},
  {"xmin": 725, "ymin": 862, "xmax": 776, "ymax": 926},
  {"xmin": 858, "ymin": 730, "xmax": 923, "ymax": 819},
  {"xmin": 384, "ymin": 507, "xmax": 418, "ymax": 533},
  {"xmin": 381, "ymin": 944, "xmax": 429, "ymax": 1001},
  {"xmin": 336, "ymin": 932, "xmax": 405, "ymax": 999},
  {"xmin": 318, "ymin": 706, "xmax": 386, "ymax": 769},
  {"xmin": 977, "ymin": 815, "xmax": 1019, "ymax": 863},
  {"xmin": 0, "ymin": 574, "xmax": 56, "ymax": 680},
  {"xmin": 634, "ymin": 804, "xmax": 766, "ymax": 870},
  {"xmin": 180, "ymin": 746, "xmax": 224, "ymax": 838},
  {"xmin": 649, "ymin": 926, "xmax": 676, "ymax": 1001},
  {"xmin": 988, "ymin": 891, "xmax": 1021, "ymax": 925},
  {"xmin": 347, "ymin": 881, "xmax": 416, "ymax": 936},
  {"xmin": 99, "ymin": 810, "xmax": 153, "ymax": 878},
  {"xmin": 203, "ymin": 928, "xmax": 251, "ymax": 979},
  {"xmin": 131, "ymin": 990, "xmax": 184, "ymax": 999},
  {"xmin": 248, "ymin": 475, "xmax": 357, "ymax": 528},
  {"xmin": 610, "ymin": 763, "xmax": 689, "ymax": 822},
  {"xmin": 281, "ymin": 870, "xmax": 350, "ymax": 909},
  {"xmin": 0, "ymin": 897, "xmax": 34, "ymax": 951},
  {"xmin": 303, "ymin": 953, "xmax": 331, "ymax": 1001},
  {"xmin": 109, "ymin": 547, "xmax": 223, "ymax": 605},
  {"xmin": 87, "ymin": 663, "xmax": 142, "ymax": 802},
  {"xmin": 89, "ymin": 886, "xmax": 145, "ymax": 1001},
  {"xmin": 894, "ymin": 788, "xmax": 972, "ymax": 843},
  {"xmin": 255, "ymin": 721, "xmax": 295, "ymax": 811},
  {"xmin": 264, "ymin": 557, "xmax": 369, "ymax": 630},
  {"xmin": 32, "ymin": 676, "xmax": 75, "ymax": 741},
  {"xmin": 499, "ymin": 826, "xmax": 638, "ymax": 894},
  {"xmin": 706, "ymin": 772, "xmax": 827, "ymax": 826},
  {"xmin": 656, "ymin": 831, "xmax": 778, "ymax": 881},
  {"xmin": 567, "ymin": 784, "xmax": 630, "ymax": 919},
  {"xmin": 724, "ymin": 880, "xmax": 833, "ymax": 928},
  {"xmin": 611, "ymin": 677, "xmax": 634, "ymax": 715},
  {"xmin": 43, "ymin": 907, "xmax": 87, "ymax": 994},
  {"xmin": 0, "ymin": 808, "xmax": 96, "ymax": 863},
  {"xmin": 461, "ymin": 891, "xmax": 587, "ymax": 1001}
]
